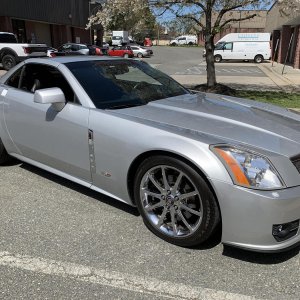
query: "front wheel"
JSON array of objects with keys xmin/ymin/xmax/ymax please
[
  {"xmin": 214, "ymin": 55, "xmax": 222, "ymax": 63},
  {"xmin": 2, "ymin": 54, "xmax": 17, "ymax": 70},
  {"xmin": 134, "ymin": 156, "xmax": 220, "ymax": 247},
  {"xmin": 254, "ymin": 55, "xmax": 263, "ymax": 63}
]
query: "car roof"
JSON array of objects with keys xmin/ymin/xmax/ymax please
[{"xmin": 24, "ymin": 56, "xmax": 126, "ymax": 65}]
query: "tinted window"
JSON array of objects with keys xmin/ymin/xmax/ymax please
[
  {"xmin": 65, "ymin": 60, "xmax": 188, "ymax": 109},
  {"xmin": 0, "ymin": 33, "xmax": 17, "ymax": 43},
  {"xmin": 6, "ymin": 67, "xmax": 23, "ymax": 88},
  {"xmin": 19, "ymin": 64, "xmax": 77, "ymax": 103}
]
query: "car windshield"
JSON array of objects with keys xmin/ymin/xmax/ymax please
[{"xmin": 65, "ymin": 60, "xmax": 189, "ymax": 109}]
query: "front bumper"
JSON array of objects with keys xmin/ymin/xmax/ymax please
[{"xmin": 210, "ymin": 179, "xmax": 300, "ymax": 252}]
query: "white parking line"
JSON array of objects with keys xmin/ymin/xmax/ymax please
[{"xmin": 0, "ymin": 251, "xmax": 260, "ymax": 300}]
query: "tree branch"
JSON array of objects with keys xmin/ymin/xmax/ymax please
[{"xmin": 214, "ymin": 13, "xmax": 257, "ymax": 34}]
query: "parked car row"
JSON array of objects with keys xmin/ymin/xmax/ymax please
[{"xmin": 48, "ymin": 43, "xmax": 153, "ymax": 59}]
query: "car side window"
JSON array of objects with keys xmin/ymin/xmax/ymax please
[
  {"xmin": 19, "ymin": 64, "xmax": 80, "ymax": 104},
  {"xmin": 71, "ymin": 44, "xmax": 78, "ymax": 51},
  {"xmin": 224, "ymin": 43, "xmax": 233, "ymax": 50},
  {"xmin": 5, "ymin": 67, "xmax": 23, "ymax": 88}
]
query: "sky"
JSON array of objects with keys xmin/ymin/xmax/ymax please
[{"xmin": 153, "ymin": 1, "xmax": 275, "ymax": 25}]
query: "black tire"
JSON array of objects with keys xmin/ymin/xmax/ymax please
[
  {"xmin": 134, "ymin": 156, "xmax": 220, "ymax": 247},
  {"xmin": 137, "ymin": 52, "xmax": 143, "ymax": 58},
  {"xmin": 2, "ymin": 54, "xmax": 17, "ymax": 70},
  {"xmin": 214, "ymin": 55, "xmax": 222, "ymax": 63},
  {"xmin": 188, "ymin": 42, "xmax": 193, "ymax": 46},
  {"xmin": 171, "ymin": 42, "xmax": 177, "ymax": 46},
  {"xmin": 0, "ymin": 139, "xmax": 10, "ymax": 164},
  {"xmin": 254, "ymin": 55, "xmax": 263, "ymax": 64}
]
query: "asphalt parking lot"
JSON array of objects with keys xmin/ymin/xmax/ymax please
[
  {"xmin": 148, "ymin": 46, "xmax": 266, "ymax": 76},
  {"xmin": 0, "ymin": 48, "xmax": 300, "ymax": 299}
]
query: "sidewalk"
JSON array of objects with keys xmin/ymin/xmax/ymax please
[{"xmin": 172, "ymin": 61, "xmax": 300, "ymax": 92}]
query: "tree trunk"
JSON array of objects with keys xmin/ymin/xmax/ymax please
[{"xmin": 205, "ymin": 34, "xmax": 217, "ymax": 87}]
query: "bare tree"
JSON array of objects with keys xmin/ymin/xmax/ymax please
[{"xmin": 152, "ymin": 0, "xmax": 273, "ymax": 88}]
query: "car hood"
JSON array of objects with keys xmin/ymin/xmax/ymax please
[{"xmin": 112, "ymin": 93, "xmax": 300, "ymax": 157}]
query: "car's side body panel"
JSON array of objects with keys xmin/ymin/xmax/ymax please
[
  {"xmin": 2, "ymin": 86, "xmax": 91, "ymax": 182},
  {"xmin": 88, "ymin": 109, "xmax": 231, "ymax": 205}
]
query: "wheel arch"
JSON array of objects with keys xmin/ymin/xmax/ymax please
[
  {"xmin": 127, "ymin": 149, "xmax": 221, "ymax": 215},
  {"xmin": 0, "ymin": 48, "xmax": 18, "ymax": 61}
]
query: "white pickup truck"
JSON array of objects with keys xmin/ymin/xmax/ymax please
[{"xmin": 0, "ymin": 32, "xmax": 48, "ymax": 70}]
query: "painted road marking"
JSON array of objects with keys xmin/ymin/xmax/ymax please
[
  {"xmin": 0, "ymin": 251, "xmax": 260, "ymax": 300},
  {"xmin": 175, "ymin": 67, "xmax": 265, "ymax": 76}
]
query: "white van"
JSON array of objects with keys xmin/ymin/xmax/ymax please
[
  {"xmin": 208, "ymin": 33, "xmax": 271, "ymax": 63},
  {"xmin": 170, "ymin": 35, "xmax": 197, "ymax": 46}
]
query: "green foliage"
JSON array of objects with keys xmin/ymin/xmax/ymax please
[{"xmin": 235, "ymin": 91, "xmax": 300, "ymax": 108}]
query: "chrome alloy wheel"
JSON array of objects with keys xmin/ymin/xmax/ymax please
[{"xmin": 139, "ymin": 165, "xmax": 203, "ymax": 238}]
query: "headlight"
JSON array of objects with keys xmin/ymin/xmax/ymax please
[{"xmin": 211, "ymin": 146, "xmax": 284, "ymax": 189}]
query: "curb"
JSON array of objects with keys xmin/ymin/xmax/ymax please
[{"xmin": 258, "ymin": 64, "xmax": 300, "ymax": 92}]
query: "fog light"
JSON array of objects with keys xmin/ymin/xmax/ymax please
[{"xmin": 272, "ymin": 220, "xmax": 299, "ymax": 242}]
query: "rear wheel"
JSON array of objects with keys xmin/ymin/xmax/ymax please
[
  {"xmin": 214, "ymin": 55, "xmax": 222, "ymax": 63},
  {"xmin": 0, "ymin": 139, "xmax": 10, "ymax": 164},
  {"xmin": 2, "ymin": 54, "xmax": 17, "ymax": 70},
  {"xmin": 137, "ymin": 52, "xmax": 143, "ymax": 58},
  {"xmin": 134, "ymin": 156, "xmax": 220, "ymax": 247},
  {"xmin": 254, "ymin": 55, "xmax": 263, "ymax": 63}
]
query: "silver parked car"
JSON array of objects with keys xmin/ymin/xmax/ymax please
[
  {"xmin": 130, "ymin": 45, "xmax": 153, "ymax": 58},
  {"xmin": 1, "ymin": 56, "xmax": 300, "ymax": 252}
]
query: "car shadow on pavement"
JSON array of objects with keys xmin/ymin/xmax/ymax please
[
  {"xmin": 19, "ymin": 162, "xmax": 140, "ymax": 217},
  {"xmin": 222, "ymin": 244, "xmax": 300, "ymax": 264},
  {"xmin": 190, "ymin": 224, "xmax": 222, "ymax": 250}
]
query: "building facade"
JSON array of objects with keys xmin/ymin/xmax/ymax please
[
  {"xmin": 265, "ymin": 2, "xmax": 300, "ymax": 69},
  {"xmin": 0, "ymin": 0, "xmax": 102, "ymax": 47},
  {"xmin": 198, "ymin": 10, "xmax": 267, "ymax": 46}
]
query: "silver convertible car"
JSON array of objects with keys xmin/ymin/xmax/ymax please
[{"xmin": 1, "ymin": 57, "xmax": 300, "ymax": 252}]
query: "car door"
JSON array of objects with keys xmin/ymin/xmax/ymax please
[
  {"xmin": 221, "ymin": 42, "xmax": 234, "ymax": 59},
  {"xmin": 2, "ymin": 62, "xmax": 91, "ymax": 183},
  {"xmin": 178, "ymin": 37, "xmax": 186, "ymax": 45},
  {"xmin": 109, "ymin": 47, "xmax": 119, "ymax": 56}
]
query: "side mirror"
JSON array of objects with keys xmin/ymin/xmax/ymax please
[{"xmin": 34, "ymin": 87, "xmax": 66, "ymax": 111}]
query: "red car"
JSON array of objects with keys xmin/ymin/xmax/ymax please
[{"xmin": 108, "ymin": 46, "xmax": 134, "ymax": 58}]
